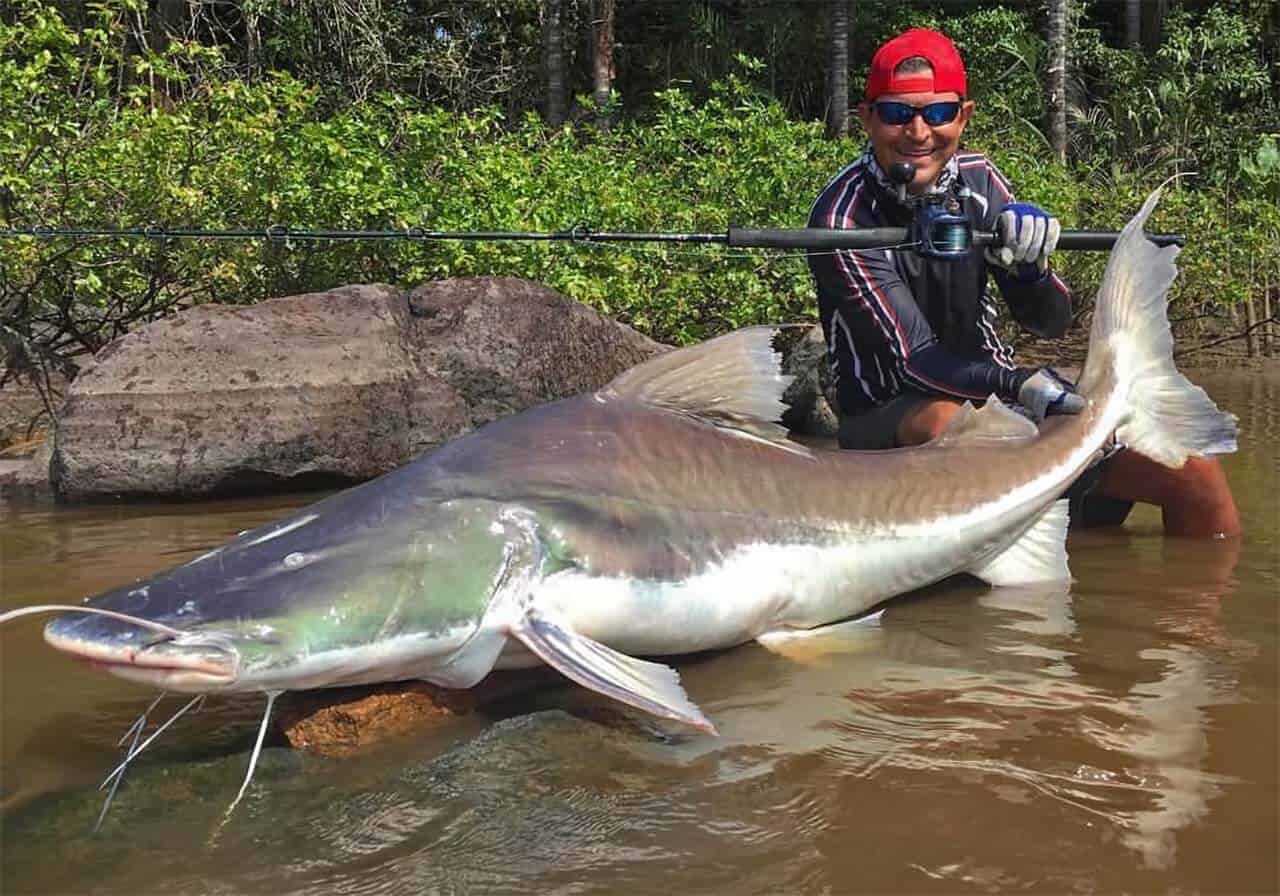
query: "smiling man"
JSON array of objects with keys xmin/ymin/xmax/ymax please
[
  {"xmin": 808, "ymin": 28, "xmax": 1240, "ymax": 537},
  {"xmin": 809, "ymin": 28, "xmax": 1075, "ymax": 447}
]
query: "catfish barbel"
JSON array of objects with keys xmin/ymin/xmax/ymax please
[{"xmin": 2, "ymin": 190, "xmax": 1236, "ymax": 815}]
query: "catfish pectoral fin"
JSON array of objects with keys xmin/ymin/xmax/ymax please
[
  {"xmin": 969, "ymin": 499, "xmax": 1072, "ymax": 587},
  {"xmin": 510, "ymin": 608, "xmax": 717, "ymax": 735}
]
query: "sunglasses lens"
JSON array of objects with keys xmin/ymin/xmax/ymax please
[
  {"xmin": 875, "ymin": 101, "xmax": 961, "ymax": 126},
  {"xmin": 875, "ymin": 102, "xmax": 915, "ymax": 125},
  {"xmin": 921, "ymin": 102, "xmax": 961, "ymax": 126}
]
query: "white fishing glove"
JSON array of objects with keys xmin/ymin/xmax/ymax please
[
  {"xmin": 986, "ymin": 203, "xmax": 1061, "ymax": 280},
  {"xmin": 1017, "ymin": 368, "xmax": 1085, "ymax": 422}
]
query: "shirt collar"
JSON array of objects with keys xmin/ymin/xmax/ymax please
[{"xmin": 863, "ymin": 145, "xmax": 960, "ymax": 196}]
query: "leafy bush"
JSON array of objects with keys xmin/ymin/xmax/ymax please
[
  {"xmin": 1070, "ymin": 5, "xmax": 1278, "ymax": 189},
  {"xmin": 2, "ymin": 0, "xmax": 1277, "ymax": 391}
]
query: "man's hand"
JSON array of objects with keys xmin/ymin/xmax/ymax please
[
  {"xmin": 986, "ymin": 203, "xmax": 1061, "ymax": 280},
  {"xmin": 1017, "ymin": 368, "xmax": 1085, "ymax": 422}
]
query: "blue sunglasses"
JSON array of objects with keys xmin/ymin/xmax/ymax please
[{"xmin": 873, "ymin": 100, "xmax": 962, "ymax": 126}]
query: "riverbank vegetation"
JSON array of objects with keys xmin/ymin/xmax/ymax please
[{"xmin": 2, "ymin": 0, "xmax": 1277, "ymax": 393}]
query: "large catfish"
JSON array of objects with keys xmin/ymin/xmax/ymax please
[{"xmin": 7, "ymin": 191, "xmax": 1236, "ymax": 801}]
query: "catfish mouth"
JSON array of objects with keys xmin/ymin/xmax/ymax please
[{"xmin": 43, "ymin": 626, "xmax": 239, "ymax": 689}]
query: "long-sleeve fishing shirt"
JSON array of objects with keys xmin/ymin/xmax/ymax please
[{"xmin": 807, "ymin": 149, "xmax": 1073, "ymax": 417}]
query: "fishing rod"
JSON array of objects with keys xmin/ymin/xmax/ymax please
[
  {"xmin": 0, "ymin": 222, "xmax": 1186, "ymax": 252},
  {"xmin": 0, "ymin": 166, "xmax": 1185, "ymax": 259}
]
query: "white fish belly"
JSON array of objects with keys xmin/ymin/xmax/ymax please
[{"xmin": 521, "ymin": 514, "xmax": 1030, "ymax": 658}]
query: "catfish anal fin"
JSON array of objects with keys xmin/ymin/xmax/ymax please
[
  {"xmin": 970, "ymin": 500, "xmax": 1072, "ymax": 586},
  {"xmin": 756, "ymin": 609, "xmax": 885, "ymax": 663}
]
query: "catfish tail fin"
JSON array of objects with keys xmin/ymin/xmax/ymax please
[{"xmin": 1076, "ymin": 189, "xmax": 1237, "ymax": 467}]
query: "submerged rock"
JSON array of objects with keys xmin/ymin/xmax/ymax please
[{"xmin": 277, "ymin": 670, "xmax": 561, "ymax": 758}]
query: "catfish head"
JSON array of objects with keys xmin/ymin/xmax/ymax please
[{"xmin": 42, "ymin": 472, "xmax": 534, "ymax": 694}]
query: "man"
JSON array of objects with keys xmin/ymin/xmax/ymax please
[{"xmin": 808, "ymin": 28, "xmax": 1239, "ymax": 537}]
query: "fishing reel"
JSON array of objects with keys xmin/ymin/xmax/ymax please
[{"xmin": 887, "ymin": 162, "xmax": 973, "ymax": 261}]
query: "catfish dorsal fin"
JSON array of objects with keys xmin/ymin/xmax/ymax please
[
  {"xmin": 933, "ymin": 395, "xmax": 1038, "ymax": 447},
  {"xmin": 601, "ymin": 325, "xmax": 806, "ymax": 446}
]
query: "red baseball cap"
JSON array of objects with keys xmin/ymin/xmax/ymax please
[{"xmin": 865, "ymin": 28, "xmax": 967, "ymax": 100}]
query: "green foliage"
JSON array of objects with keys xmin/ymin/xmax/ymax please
[
  {"xmin": 1069, "ymin": 4, "xmax": 1278, "ymax": 188},
  {"xmin": 255, "ymin": 0, "xmax": 543, "ymax": 111},
  {"xmin": 943, "ymin": 6, "xmax": 1051, "ymax": 152},
  {"xmin": 2, "ymin": 0, "xmax": 1278, "ymax": 388},
  {"xmin": 1239, "ymin": 136, "xmax": 1280, "ymax": 203},
  {"xmin": 0, "ymin": 7, "xmax": 848, "ymax": 370},
  {"xmin": 990, "ymin": 160, "xmax": 1280, "ymax": 347}
]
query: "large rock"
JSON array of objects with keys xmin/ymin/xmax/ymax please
[{"xmin": 51, "ymin": 279, "xmax": 665, "ymax": 500}]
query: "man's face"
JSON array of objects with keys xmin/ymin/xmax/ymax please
[{"xmin": 858, "ymin": 90, "xmax": 974, "ymax": 193}]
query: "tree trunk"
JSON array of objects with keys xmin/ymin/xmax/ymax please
[
  {"xmin": 1046, "ymin": 0, "xmax": 1068, "ymax": 164},
  {"xmin": 1245, "ymin": 294, "xmax": 1258, "ymax": 358},
  {"xmin": 1124, "ymin": 0, "xmax": 1142, "ymax": 49},
  {"xmin": 1142, "ymin": 0, "xmax": 1170, "ymax": 52},
  {"xmin": 543, "ymin": 0, "xmax": 567, "ymax": 127},
  {"xmin": 591, "ymin": 0, "xmax": 616, "ymax": 130},
  {"xmin": 1264, "ymin": 280, "xmax": 1274, "ymax": 358},
  {"xmin": 824, "ymin": 0, "xmax": 849, "ymax": 140},
  {"xmin": 244, "ymin": 6, "xmax": 261, "ymax": 77},
  {"xmin": 150, "ymin": 0, "xmax": 189, "ymax": 52}
]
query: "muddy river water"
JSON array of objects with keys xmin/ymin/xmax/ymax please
[{"xmin": 1, "ymin": 371, "xmax": 1276, "ymax": 894}]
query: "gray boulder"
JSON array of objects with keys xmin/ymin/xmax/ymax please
[
  {"xmin": 406, "ymin": 277, "xmax": 664, "ymax": 425},
  {"xmin": 51, "ymin": 279, "xmax": 665, "ymax": 500}
]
